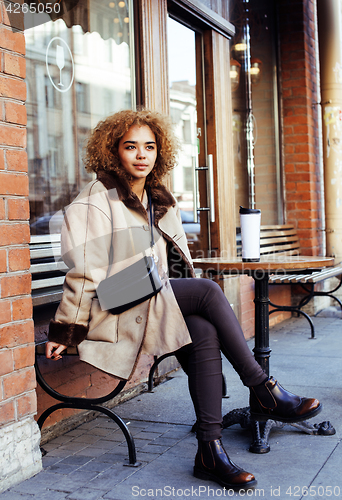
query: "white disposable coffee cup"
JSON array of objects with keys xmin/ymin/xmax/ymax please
[{"xmin": 239, "ymin": 206, "xmax": 261, "ymax": 262}]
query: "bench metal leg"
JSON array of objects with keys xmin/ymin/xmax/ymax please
[
  {"xmin": 269, "ymin": 306, "xmax": 315, "ymax": 338},
  {"xmin": 37, "ymin": 402, "xmax": 139, "ymax": 466},
  {"xmin": 269, "ymin": 275, "xmax": 342, "ymax": 339},
  {"xmin": 321, "ymin": 293, "xmax": 342, "ymax": 310},
  {"xmin": 300, "ymin": 278, "xmax": 342, "ymax": 314},
  {"xmin": 35, "ymin": 353, "xmax": 139, "ymax": 466},
  {"xmin": 87, "ymin": 405, "xmax": 139, "ymax": 466},
  {"xmin": 148, "ymin": 353, "xmax": 175, "ymax": 391}
]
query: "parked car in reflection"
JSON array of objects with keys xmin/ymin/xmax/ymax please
[
  {"xmin": 180, "ymin": 210, "xmax": 201, "ymax": 257},
  {"xmin": 180, "ymin": 210, "xmax": 200, "ymax": 235},
  {"xmin": 30, "ymin": 211, "xmax": 64, "ymax": 235}
]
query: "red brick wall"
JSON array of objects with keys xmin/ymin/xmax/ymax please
[
  {"xmin": 35, "ymin": 352, "xmax": 155, "ymax": 429},
  {"xmin": 239, "ymin": 275, "xmax": 255, "ymax": 340},
  {"xmin": 0, "ymin": 9, "xmax": 37, "ymax": 428},
  {"xmin": 239, "ymin": 275, "xmax": 291, "ymax": 340},
  {"xmin": 279, "ymin": 0, "xmax": 323, "ymax": 255}
]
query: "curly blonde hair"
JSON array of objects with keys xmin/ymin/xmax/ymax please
[{"xmin": 84, "ymin": 109, "xmax": 181, "ymax": 186}]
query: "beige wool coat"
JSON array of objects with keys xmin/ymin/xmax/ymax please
[{"xmin": 48, "ymin": 171, "xmax": 195, "ymax": 380}]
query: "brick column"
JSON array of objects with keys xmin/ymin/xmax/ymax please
[
  {"xmin": 0, "ymin": 3, "xmax": 42, "ymax": 492},
  {"xmin": 279, "ymin": 0, "xmax": 323, "ymax": 255}
]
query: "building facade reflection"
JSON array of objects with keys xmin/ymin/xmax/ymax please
[{"xmin": 25, "ymin": 0, "xmax": 133, "ymax": 234}]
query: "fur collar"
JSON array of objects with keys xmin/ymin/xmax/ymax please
[{"xmin": 97, "ymin": 170, "xmax": 176, "ymax": 225}]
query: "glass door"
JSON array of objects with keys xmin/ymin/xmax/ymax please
[{"xmin": 167, "ymin": 17, "xmax": 211, "ymax": 259}]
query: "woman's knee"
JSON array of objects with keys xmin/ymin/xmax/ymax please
[
  {"xmin": 197, "ymin": 279, "xmax": 228, "ymax": 307},
  {"xmin": 197, "ymin": 278, "xmax": 223, "ymax": 296}
]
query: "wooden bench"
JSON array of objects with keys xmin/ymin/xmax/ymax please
[
  {"xmin": 237, "ymin": 225, "xmax": 342, "ymax": 338},
  {"xmin": 30, "ymin": 233, "xmax": 221, "ymax": 391},
  {"xmin": 31, "ymin": 235, "xmax": 139, "ymax": 465}
]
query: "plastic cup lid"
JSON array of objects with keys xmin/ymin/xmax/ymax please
[{"xmin": 239, "ymin": 206, "xmax": 261, "ymax": 214}]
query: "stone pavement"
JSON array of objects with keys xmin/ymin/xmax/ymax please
[{"xmin": 1, "ymin": 312, "xmax": 342, "ymax": 500}]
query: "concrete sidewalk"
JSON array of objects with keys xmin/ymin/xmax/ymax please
[{"xmin": 1, "ymin": 313, "xmax": 342, "ymax": 500}]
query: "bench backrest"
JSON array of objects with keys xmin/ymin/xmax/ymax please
[
  {"xmin": 30, "ymin": 234, "xmax": 66, "ymax": 307},
  {"xmin": 237, "ymin": 224, "xmax": 300, "ymax": 257},
  {"xmin": 260, "ymin": 224, "xmax": 300, "ymax": 255},
  {"xmin": 31, "ymin": 224, "xmax": 300, "ymax": 305}
]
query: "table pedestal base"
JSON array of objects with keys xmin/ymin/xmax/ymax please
[{"xmin": 222, "ymin": 408, "xmax": 336, "ymax": 454}]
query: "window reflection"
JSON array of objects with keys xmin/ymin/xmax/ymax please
[
  {"xmin": 25, "ymin": 0, "xmax": 133, "ymax": 235},
  {"xmin": 167, "ymin": 17, "xmax": 200, "ymax": 254},
  {"xmin": 230, "ymin": 0, "xmax": 280, "ymax": 225}
]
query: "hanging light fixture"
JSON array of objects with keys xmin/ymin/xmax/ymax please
[
  {"xmin": 230, "ymin": 59, "xmax": 241, "ymax": 91},
  {"xmin": 250, "ymin": 58, "xmax": 262, "ymax": 85},
  {"xmin": 232, "ymin": 39, "xmax": 248, "ymax": 61}
]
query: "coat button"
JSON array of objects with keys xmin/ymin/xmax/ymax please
[{"xmin": 136, "ymin": 316, "xmax": 143, "ymax": 324}]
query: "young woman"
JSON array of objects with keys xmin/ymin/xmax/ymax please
[{"xmin": 46, "ymin": 109, "xmax": 321, "ymax": 491}]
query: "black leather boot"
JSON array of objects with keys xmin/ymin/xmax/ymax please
[
  {"xmin": 250, "ymin": 376, "xmax": 322, "ymax": 422},
  {"xmin": 194, "ymin": 439, "xmax": 257, "ymax": 491}
]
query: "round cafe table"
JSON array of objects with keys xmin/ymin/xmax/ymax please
[{"xmin": 193, "ymin": 255, "xmax": 336, "ymax": 453}]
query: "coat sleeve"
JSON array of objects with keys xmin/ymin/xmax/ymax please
[{"xmin": 48, "ymin": 192, "xmax": 112, "ymax": 346}]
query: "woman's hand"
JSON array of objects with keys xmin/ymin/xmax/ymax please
[{"xmin": 45, "ymin": 341, "xmax": 67, "ymax": 361}]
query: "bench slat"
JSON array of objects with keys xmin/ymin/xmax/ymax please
[
  {"xmin": 30, "ymin": 261, "xmax": 68, "ymax": 274},
  {"xmin": 30, "ymin": 247, "xmax": 61, "ymax": 260},
  {"xmin": 270, "ymin": 274, "xmax": 302, "ymax": 283},
  {"xmin": 32, "ymin": 291, "xmax": 63, "ymax": 307},
  {"xmin": 259, "ymin": 224, "xmax": 295, "ymax": 230},
  {"xmin": 260, "ymin": 242, "xmax": 300, "ymax": 254},
  {"xmin": 304, "ymin": 266, "xmax": 342, "ymax": 283},
  {"xmin": 31, "ymin": 276, "xmax": 65, "ymax": 290},
  {"xmin": 260, "ymin": 229, "xmax": 298, "ymax": 239},
  {"xmin": 281, "ymin": 274, "xmax": 312, "ymax": 283},
  {"xmin": 269, "ymin": 265, "xmax": 342, "ymax": 284},
  {"xmin": 30, "ymin": 234, "xmax": 61, "ymax": 244},
  {"xmin": 261, "ymin": 235, "xmax": 299, "ymax": 246}
]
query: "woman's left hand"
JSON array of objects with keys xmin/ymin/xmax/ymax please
[{"xmin": 45, "ymin": 341, "xmax": 68, "ymax": 361}]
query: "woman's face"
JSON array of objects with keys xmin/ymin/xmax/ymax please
[{"xmin": 118, "ymin": 124, "xmax": 157, "ymax": 182}]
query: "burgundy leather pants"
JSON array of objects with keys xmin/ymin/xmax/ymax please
[{"xmin": 170, "ymin": 278, "xmax": 266, "ymax": 441}]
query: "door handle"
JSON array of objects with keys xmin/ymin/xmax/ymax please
[
  {"xmin": 207, "ymin": 154, "xmax": 215, "ymax": 223},
  {"xmin": 194, "ymin": 154, "xmax": 215, "ymax": 223}
]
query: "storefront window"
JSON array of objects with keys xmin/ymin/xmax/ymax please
[
  {"xmin": 230, "ymin": 0, "xmax": 282, "ymax": 225},
  {"xmin": 25, "ymin": 0, "xmax": 135, "ymax": 235}
]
